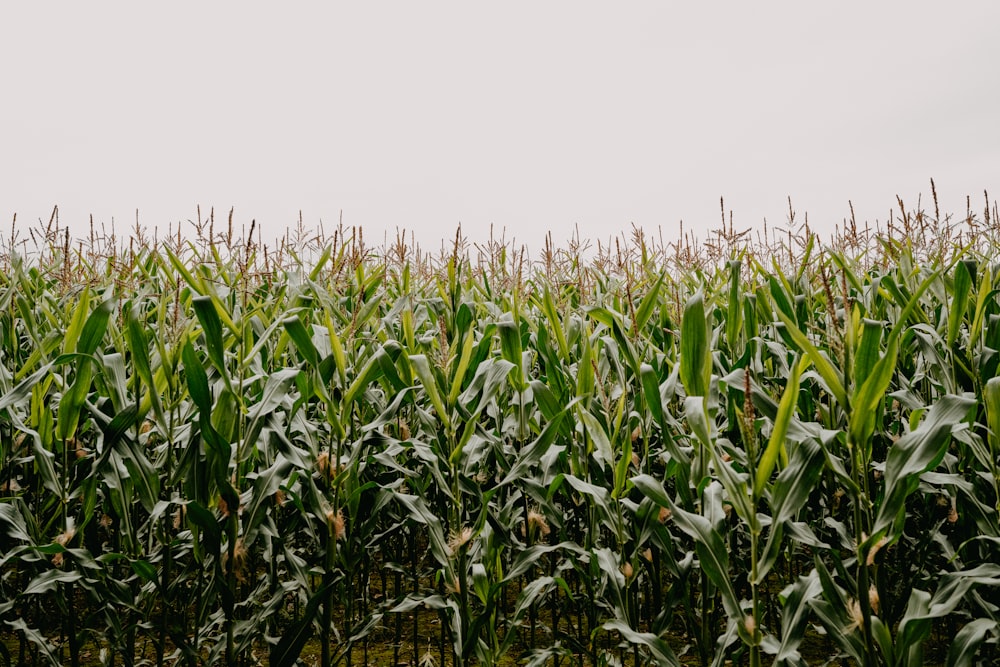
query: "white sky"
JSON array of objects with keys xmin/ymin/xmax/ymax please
[{"xmin": 2, "ymin": 2, "xmax": 998, "ymax": 254}]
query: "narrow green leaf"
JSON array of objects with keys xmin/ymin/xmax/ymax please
[
  {"xmin": 848, "ymin": 330, "xmax": 898, "ymax": 447},
  {"xmin": 873, "ymin": 393, "xmax": 977, "ymax": 537},
  {"xmin": 774, "ymin": 308, "xmax": 848, "ymax": 408},
  {"xmin": 946, "ymin": 618, "xmax": 997, "ymax": 667},
  {"xmin": 126, "ymin": 306, "xmax": 163, "ymax": 425},
  {"xmin": 634, "ymin": 270, "xmax": 666, "ymax": 334},
  {"xmin": 726, "ymin": 260, "xmax": 743, "ymax": 349},
  {"xmin": 754, "ymin": 355, "xmax": 806, "ymax": 496},
  {"xmin": 192, "ymin": 297, "xmax": 231, "ymax": 392},
  {"xmin": 4, "ymin": 618, "xmax": 61, "ymax": 665},
  {"xmin": 182, "ymin": 340, "xmax": 212, "ymax": 416},
  {"xmin": 853, "ymin": 318, "xmax": 883, "ymax": 389},
  {"xmin": 497, "ymin": 316, "xmax": 524, "ymax": 390},
  {"xmin": 757, "ymin": 439, "xmax": 825, "ymax": 581},
  {"xmin": 680, "ymin": 290, "xmax": 710, "ymax": 397},
  {"xmin": 669, "ymin": 501, "xmax": 742, "ymax": 620},
  {"xmin": 61, "ymin": 289, "xmax": 92, "ymax": 356},
  {"xmin": 56, "ymin": 358, "xmax": 94, "ymax": 441},
  {"xmin": 132, "ymin": 559, "xmax": 158, "ymax": 582},
  {"xmin": 985, "ymin": 377, "xmax": 1000, "ymax": 454},
  {"xmin": 640, "ymin": 364, "xmax": 664, "ymax": 426},
  {"xmin": 282, "ymin": 316, "xmax": 319, "ymax": 367},
  {"xmin": 447, "ymin": 325, "xmax": 476, "ymax": 407},
  {"xmin": 587, "ymin": 306, "xmax": 641, "ymax": 377},
  {"xmin": 77, "ymin": 298, "xmax": 114, "ymax": 356},
  {"xmin": 458, "ymin": 358, "xmax": 514, "ymax": 418},
  {"xmin": 947, "ymin": 258, "xmax": 973, "ymax": 347},
  {"xmin": 602, "ymin": 618, "xmax": 680, "ymax": 667},
  {"xmin": 409, "ymin": 354, "xmax": 450, "ymax": 432},
  {"xmin": 499, "ymin": 406, "xmax": 570, "ymax": 486},
  {"xmin": 270, "ymin": 579, "xmax": 337, "ymax": 667},
  {"xmin": 393, "ymin": 492, "xmax": 452, "ymax": 568},
  {"xmin": 577, "ymin": 321, "xmax": 595, "ymax": 399},
  {"xmin": 23, "ymin": 569, "xmax": 83, "ymax": 596},
  {"xmin": 243, "ymin": 456, "xmax": 293, "ymax": 545},
  {"xmin": 631, "ymin": 474, "xmax": 672, "ymax": 508},
  {"xmin": 540, "ymin": 285, "xmax": 569, "ymax": 361}
]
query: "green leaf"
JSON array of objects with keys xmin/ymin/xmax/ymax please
[
  {"xmin": 447, "ymin": 323, "xmax": 476, "ymax": 406},
  {"xmin": 754, "ymin": 355, "xmax": 806, "ymax": 496},
  {"xmin": 0, "ymin": 362, "xmax": 55, "ymax": 412},
  {"xmin": 244, "ymin": 368, "xmax": 299, "ymax": 449},
  {"xmin": 769, "ymin": 275, "xmax": 796, "ymax": 323},
  {"xmin": 270, "ymin": 578, "xmax": 337, "ymax": 667},
  {"xmin": 587, "ymin": 306, "xmax": 640, "ymax": 374},
  {"xmin": 631, "ymin": 474, "xmax": 671, "ymax": 508},
  {"xmin": 947, "ymin": 258, "xmax": 973, "ymax": 347},
  {"xmin": 870, "ymin": 616, "xmax": 895, "ymax": 665},
  {"xmin": 498, "ymin": 403, "xmax": 571, "ymax": 486},
  {"xmin": 164, "ymin": 244, "xmax": 205, "ymax": 293},
  {"xmin": 458, "ymin": 358, "xmax": 514, "ymax": 418},
  {"xmin": 872, "ymin": 393, "xmax": 977, "ymax": 538},
  {"xmin": 713, "ymin": 453, "xmax": 754, "ymax": 530},
  {"xmin": 540, "ymin": 285, "xmax": 569, "ymax": 360},
  {"xmin": 56, "ymin": 299, "xmax": 115, "ymax": 441},
  {"xmin": 985, "ymin": 377, "xmax": 1000, "ymax": 454},
  {"xmin": 192, "ymin": 296, "xmax": 232, "ymax": 393},
  {"xmin": 669, "ymin": 501, "xmax": 742, "ymax": 620},
  {"xmin": 186, "ymin": 501, "xmax": 222, "ymax": 557},
  {"xmin": 132, "ymin": 559, "xmax": 158, "ymax": 582},
  {"xmin": 577, "ymin": 320, "xmax": 595, "ymax": 399},
  {"xmin": 726, "ymin": 260, "xmax": 744, "ymax": 349},
  {"xmin": 77, "ymin": 298, "xmax": 114, "ymax": 356},
  {"xmin": 680, "ymin": 289, "xmax": 711, "ymax": 398},
  {"xmin": 579, "ymin": 409, "xmax": 614, "ymax": 468},
  {"xmin": 773, "ymin": 571, "xmax": 822, "ymax": 663},
  {"xmin": 243, "ymin": 456, "xmax": 294, "ymax": 545},
  {"xmin": 61, "ymin": 289, "xmax": 92, "ymax": 356},
  {"xmin": 409, "ymin": 354, "xmax": 450, "ymax": 433},
  {"xmin": 56, "ymin": 356, "xmax": 94, "ymax": 441},
  {"xmin": 774, "ymin": 308, "xmax": 848, "ymax": 408},
  {"xmin": 852, "ymin": 318, "xmax": 884, "ymax": 392},
  {"xmin": 23, "ymin": 568, "xmax": 83, "ymax": 596},
  {"xmin": 602, "ymin": 618, "xmax": 680, "ymax": 667},
  {"xmin": 634, "ymin": 270, "xmax": 666, "ymax": 334},
  {"xmin": 848, "ymin": 327, "xmax": 898, "ymax": 447},
  {"xmin": 344, "ymin": 351, "xmax": 385, "ymax": 410},
  {"xmin": 946, "ymin": 618, "xmax": 997, "ymax": 667},
  {"xmin": 640, "ymin": 363, "xmax": 664, "ymax": 426},
  {"xmin": 182, "ymin": 339, "xmax": 212, "ymax": 416},
  {"xmin": 561, "ymin": 474, "xmax": 616, "ymax": 529},
  {"xmin": 501, "ymin": 541, "xmax": 588, "ymax": 584},
  {"xmin": 757, "ymin": 438, "xmax": 825, "ymax": 582},
  {"xmin": 393, "ymin": 492, "xmax": 452, "ymax": 569},
  {"xmin": 126, "ymin": 306, "xmax": 164, "ymax": 425},
  {"xmin": 282, "ymin": 316, "xmax": 319, "ymax": 367},
  {"xmin": 497, "ymin": 316, "xmax": 524, "ymax": 390},
  {"xmin": 808, "ymin": 561, "xmax": 867, "ymax": 664},
  {"xmin": 4, "ymin": 618, "xmax": 61, "ymax": 665},
  {"xmin": 120, "ymin": 437, "xmax": 161, "ymax": 513},
  {"xmin": 897, "ymin": 565, "xmax": 1000, "ymax": 657}
]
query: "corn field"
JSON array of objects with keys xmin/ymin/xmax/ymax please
[{"xmin": 2, "ymin": 196, "xmax": 1000, "ymax": 666}]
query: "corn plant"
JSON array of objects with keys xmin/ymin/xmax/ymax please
[{"xmin": 3, "ymin": 197, "xmax": 1000, "ymax": 666}]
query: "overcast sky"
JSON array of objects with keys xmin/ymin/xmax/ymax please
[{"xmin": 3, "ymin": 2, "xmax": 998, "ymax": 254}]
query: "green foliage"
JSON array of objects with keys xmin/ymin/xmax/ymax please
[{"xmin": 2, "ymin": 210, "xmax": 1000, "ymax": 667}]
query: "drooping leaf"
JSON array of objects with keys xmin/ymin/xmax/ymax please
[
  {"xmin": 873, "ymin": 393, "xmax": 976, "ymax": 538},
  {"xmin": 270, "ymin": 578, "xmax": 337, "ymax": 667}
]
